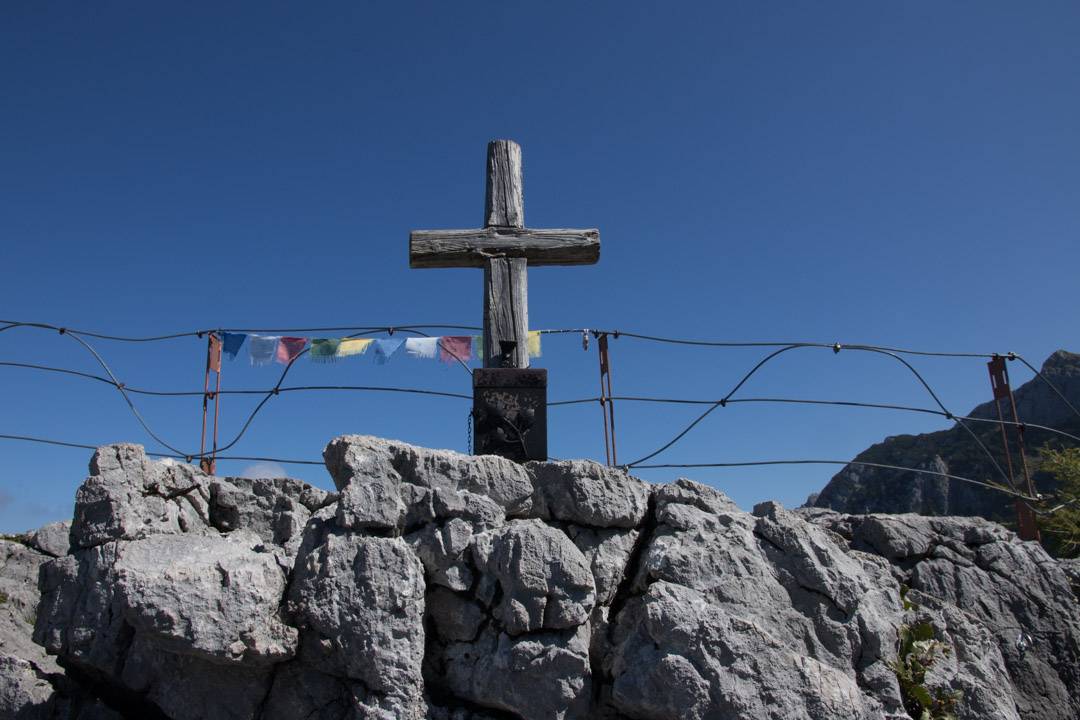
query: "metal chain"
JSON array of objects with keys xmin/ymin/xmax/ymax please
[{"xmin": 466, "ymin": 409, "xmax": 473, "ymax": 454}]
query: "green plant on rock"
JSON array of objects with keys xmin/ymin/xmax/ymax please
[
  {"xmin": 893, "ymin": 588, "xmax": 962, "ymax": 720},
  {"xmin": 1038, "ymin": 447, "xmax": 1080, "ymax": 558}
]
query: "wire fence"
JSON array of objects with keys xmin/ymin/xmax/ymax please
[{"xmin": 2, "ymin": 318, "xmax": 1078, "ymax": 512}]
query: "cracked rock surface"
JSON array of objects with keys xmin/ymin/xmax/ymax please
[
  {"xmin": 802, "ymin": 509, "xmax": 1080, "ymax": 720},
  {"xmin": 2, "ymin": 436, "xmax": 1078, "ymax": 718}
]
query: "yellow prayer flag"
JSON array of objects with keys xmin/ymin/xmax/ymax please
[
  {"xmin": 337, "ymin": 338, "xmax": 374, "ymax": 358},
  {"xmin": 527, "ymin": 331, "xmax": 541, "ymax": 358}
]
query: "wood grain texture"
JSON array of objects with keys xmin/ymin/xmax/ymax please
[
  {"xmin": 483, "ymin": 257, "xmax": 529, "ymax": 368},
  {"xmin": 410, "ymin": 228, "xmax": 600, "ymax": 268},
  {"xmin": 484, "ymin": 140, "xmax": 524, "ymax": 228}
]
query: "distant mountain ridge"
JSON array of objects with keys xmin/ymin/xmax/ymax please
[{"xmin": 811, "ymin": 350, "xmax": 1080, "ymax": 521}]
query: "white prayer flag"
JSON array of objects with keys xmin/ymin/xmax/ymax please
[{"xmin": 404, "ymin": 337, "xmax": 439, "ymax": 360}]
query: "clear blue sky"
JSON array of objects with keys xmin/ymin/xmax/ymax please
[{"xmin": 2, "ymin": 2, "xmax": 1078, "ymax": 532}]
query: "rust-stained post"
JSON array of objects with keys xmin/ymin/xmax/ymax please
[
  {"xmin": 199, "ymin": 333, "xmax": 223, "ymax": 475},
  {"xmin": 597, "ymin": 333, "xmax": 618, "ymax": 466},
  {"xmin": 987, "ymin": 356, "xmax": 1040, "ymax": 541}
]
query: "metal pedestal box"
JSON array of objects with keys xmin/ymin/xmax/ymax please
[{"xmin": 472, "ymin": 368, "xmax": 547, "ymax": 462}]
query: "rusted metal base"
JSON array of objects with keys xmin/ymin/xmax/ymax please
[{"xmin": 473, "ymin": 368, "xmax": 547, "ymax": 462}]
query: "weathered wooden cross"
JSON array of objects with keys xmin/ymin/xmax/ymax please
[{"xmin": 409, "ymin": 139, "xmax": 600, "ymax": 459}]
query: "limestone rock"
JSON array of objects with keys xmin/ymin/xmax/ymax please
[
  {"xmin": 431, "ymin": 487, "xmax": 504, "ymax": 528},
  {"xmin": 334, "ymin": 475, "xmax": 405, "ymax": 532},
  {"xmin": 427, "ymin": 587, "xmax": 486, "ymax": 644},
  {"xmin": 812, "ymin": 511, "xmax": 1080, "ymax": 720},
  {"xmin": 610, "ymin": 482, "xmax": 907, "ymax": 719},
  {"xmin": 1, "ymin": 539, "xmax": 60, "ymax": 675},
  {"xmin": 9, "ymin": 437, "xmax": 1080, "ymax": 719},
  {"xmin": 471, "ymin": 519, "xmax": 595, "ymax": 635},
  {"xmin": 565, "ymin": 526, "xmax": 639, "ymax": 605},
  {"xmin": 655, "ymin": 476, "xmax": 741, "ymax": 517},
  {"xmin": 1, "ymin": 535, "xmax": 123, "ymax": 720},
  {"xmin": 905, "ymin": 590, "xmax": 1021, "ymax": 720},
  {"xmin": 261, "ymin": 662, "xmax": 349, "ymax": 720},
  {"xmin": 406, "ymin": 518, "xmax": 475, "ymax": 592},
  {"xmin": 209, "ymin": 476, "xmax": 331, "ymax": 556},
  {"xmin": 610, "ymin": 581, "xmax": 889, "ymax": 720},
  {"xmin": 119, "ymin": 632, "xmax": 276, "ymax": 720},
  {"xmin": 34, "ymin": 544, "xmax": 124, "ymax": 670},
  {"xmin": 530, "ymin": 460, "xmax": 650, "ymax": 528},
  {"xmin": 0, "ymin": 653, "xmax": 56, "ymax": 720},
  {"xmin": 113, "ymin": 531, "xmax": 296, "ymax": 666},
  {"xmin": 28, "ymin": 521, "xmax": 72, "ymax": 558},
  {"xmin": 288, "ymin": 527, "xmax": 427, "ymax": 718},
  {"xmin": 72, "ymin": 444, "xmax": 214, "ymax": 549},
  {"xmin": 324, "ymin": 435, "xmax": 535, "ymax": 516},
  {"xmin": 441, "ymin": 624, "xmax": 593, "ymax": 719}
]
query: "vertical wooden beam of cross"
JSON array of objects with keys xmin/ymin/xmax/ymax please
[{"xmin": 410, "ymin": 140, "xmax": 600, "ymax": 368}]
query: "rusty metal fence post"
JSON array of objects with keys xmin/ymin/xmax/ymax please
[
  {"xmin": 199, "ymin": 333, "xmax": 223, "ymax": 475},
  {"xmin": 597, "ymin": 332, "xmax": 618, "ymax": 466},
  {"xmin": 987, "ymin": 355, "xmax": 1040, "ymax": 541}
]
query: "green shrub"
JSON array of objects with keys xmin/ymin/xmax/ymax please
[
  {"xmin": 1038, "ymin": 447, "xmax": 1080, "ymax": 558},
  {"xmin": 893, "ymin": 588, "xmax": 962, "ymax": 720}
]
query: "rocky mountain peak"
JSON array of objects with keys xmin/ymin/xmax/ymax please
[{"xmin": 813, "ymin": 350, "xmax": 1080, "ymax": 520}]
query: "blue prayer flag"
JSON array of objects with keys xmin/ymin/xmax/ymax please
[
  {"xmin": 373, "ymin": 338, "xmax": 404, "ymax": 365},
  {"xmin": 222, "ymin": 333, "xmax": 247, "ymax": 360}
]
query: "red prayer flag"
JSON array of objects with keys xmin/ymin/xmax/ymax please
[
  {"xmin": 276, "ymin": 337, "xmax": 308, "ymax": 364},
  {"xmin": 439, "ymin": 336, "xmax": 472, "ymax": 364}
]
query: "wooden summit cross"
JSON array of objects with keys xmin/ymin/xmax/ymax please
[
  {"xmin": 410, "ymin": 140, "xmax": 600, "ymax": 369},
  {"xmin": 409, "ymin": 140, "xmax": 600, "ymax": 460}
]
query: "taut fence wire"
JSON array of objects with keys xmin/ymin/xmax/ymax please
[{"xmin": 2, "ymin": 319, "xmax": 1078, "ymax": 511}]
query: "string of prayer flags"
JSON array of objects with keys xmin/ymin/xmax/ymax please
[
  {"xmin": 309, "ymin": 338, "xmax": 341, "ymax": 362},
  {"xmin": 373, "ymin": 338, "xmax": 404, "ymax": 365},
  {"xmin": 249, "ymin": 335, "xmax": 280, "ymax": 366},
  {"xmin": 439, "ymin": 336, "xmax": 472, "ymax": 364},
  {"xmin": 222, "ymin": 333, "xmax": 246, "ymax": 360},
  {"xmin": 224, "ymin": 329, "xmax": 544, "ymax": 368},
  {"xmin": 337, "ymin": 338, "xmax": 373, "ymax": 358},
  {"xmin": 276, "ymin": 337, "xmax": 308, "ymax": 364},
  {"xmin": 405, "ymin": 337, "xmax": 439, "ymax": 360}
]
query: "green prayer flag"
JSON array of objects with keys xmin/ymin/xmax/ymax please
[{"xmin": 310, "ymin": 338, "xmax": 341, "ymax": 362}]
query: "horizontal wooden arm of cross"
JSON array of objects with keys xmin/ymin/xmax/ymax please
[{"xmin": 409, "ymin": 227, "xmax": 599, "ymax": 268}]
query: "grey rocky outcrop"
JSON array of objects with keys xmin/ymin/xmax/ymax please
[
  {"xmin": 1, "ymin": 533, "xmax": 121, "ymax": 720},
  {"xmin": 1, "ymin": 536, "xmax": 63, "ymax": 720},
  {"xmin": 2, "ymin": 435, "xmax": 1078, "ymax": 718},
  {"xmin": 802, "ymin": 509, "xmax": 1080, "ymax": 720},
  {"xmin": 208, "ymin": 475, "xmax": 333, "ymax": 557},
  {"xmin": 27, "ymin": 522, "xmax": 72, "ymax": 559}
]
